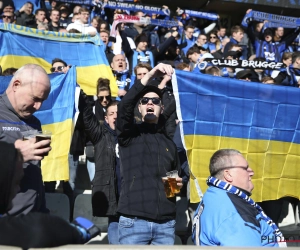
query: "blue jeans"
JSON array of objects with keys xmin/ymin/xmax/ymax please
[
  {"xmin": 86, "ymin": 158, "xmax": 95, "ymax": 182},
  {"xmin": 62, "ymin": 154, "xmax": 79, "ymax": 192},
  {"xmin": 118, "ymin": 216, "xmax": 175, "ymax": 245},
  {"xmin": 108, "ymin": 216, "xmax": 119, "ymax": 244}
]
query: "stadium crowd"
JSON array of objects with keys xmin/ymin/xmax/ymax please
[{"xmin": 0, "ymin": 0, "xmax": 299, "ymax": 247}]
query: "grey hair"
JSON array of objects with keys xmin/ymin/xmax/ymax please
[
  {"xmin": 10, "ymin": 64, "xmax": 48, "ymax": 85},
  {"xmin": 209, "ymin": 149, "xmax": 242, "ymax": 179}
]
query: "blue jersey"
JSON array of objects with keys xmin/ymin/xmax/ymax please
[{"xmin": 192, "ymin": 186, "xmax": 280, "ymax": 247}]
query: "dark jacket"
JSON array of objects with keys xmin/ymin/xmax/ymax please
[
  {"xmin": 15, "ymin": 11, "xmax": 35, "ymax": 27},
  {"xmin": 116, "ymin": 80, "xmax": 180, "ymax": 221},
  {"xmin": 69, "ymin": 112, "xmax": 86, "ymax": 155},
  {"xmin": 0, "ymin": 213, "xmax": 83, "ymax": 248},
  {"xmin": 0, "ymin": 141, "xmax": 84, "ymax": 248},
  {"xmin": 160, "ymin": 85, "xmax": 176, "ymax": 139},
  {"xmin": 79, "ymin": 93, "xmax": 118, "ymax": 217},
  {"xmin": 0, "ymin": 94, "xmax": 48, "ymax": 215},
  {"xmin": 48, "ymin": 23, "xmax": 60, "ymax": 32},
  {"xmin": 94, "ymin": 100, "xmax": 106, "ymax": 121},
  {"xmin": 223, "ymin": 37, "xmax": 244, "ymax": 59}
]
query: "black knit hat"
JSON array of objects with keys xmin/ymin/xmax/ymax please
[
  {"xmin": 135, "ymin": 33, "xmax": 148, "ymax": 46},
  {"xmin": 263, "ymin": 28, "xmax": 273, "ymax": 37},
  {"xmin": 136, "ymin": 85, "xmax": 163, "ymax": 103},
  {"xmin": 2, "ymin": 1, "xmax": 15, "ymax": 11},
  {"xmin": 236, "ymin": 69, "xmax": 252, "ymax": 80}
]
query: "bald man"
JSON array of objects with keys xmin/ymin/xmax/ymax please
[
  {"xmin": 0, "ymin": 64, "xmax": 52, "ymax": 215},
  {"xmin": 111, "ymin": 54, "xmax": 132, "ymax": 100}
]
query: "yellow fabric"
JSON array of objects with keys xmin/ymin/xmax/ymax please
[
  {"xmin": 41, "ymin": 120, "xmax": 73, "ymax": 181},
  {"xmin": 186, "ymin": 134, "xmax": 300, "ymax": 203}
]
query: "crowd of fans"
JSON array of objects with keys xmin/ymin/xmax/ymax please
[
  {"xmin": 1, "ymin": 1, "xmax": 300, "ymax": 85},
  {"xmin": 0, "ymin": 0, "xmax": 299, "ymax": 247}
]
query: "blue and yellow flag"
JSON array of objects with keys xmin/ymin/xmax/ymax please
[
  {"xmin": 173, "ymin": 70, "xmax": 300, "ymax": 203},
  {"xmin": 35, "ymin": 68, "xmax": 77, "ymax": 181},
  {"xmin": 0, "ymin": 68, "xmax": 77, "ymax": 181},
  {"xmin": 0, "ymin": 23, "xmax": 117, "ymax": 97}
]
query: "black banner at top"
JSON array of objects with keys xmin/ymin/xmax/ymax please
[
  {"xmin": 201, "ymin": 59, "xmax": 284, "ymax": 70},
  {"xmin": 223, "ymin": 0, "xmax": 300, "ymax": 9}
]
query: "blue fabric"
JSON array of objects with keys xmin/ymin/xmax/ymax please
[
  {"xmin": 132, "ymin": 51, "xmax": 154, "ymax": 74},
  {"xmin": 207, "ymin": 42, "xmax": 216, "ymax": 52},
  {"xmin": 254, "ymin": 40, "xmax": 287, "ymax": 63},
  {"xmin": 182, "ymin": 37, "xmax": 196, "ymax": 56},
  {"xmin": 193, "ymin": 185, "xmax": 280, "ymax": 246},
  {"xmin": 118, "ymin": 216, "xmax": 175, "ymax": 245},
  {"xmin": 13, "ymin": 0, "xmax": 40, "ymax": 12},
  {"xmin": 108, "ymin": 216, "xmax": 119, "ymax": 244},
  {"xmin": 183, "ymin": 10, "xmax": 218, "ymax": 20},
  {"xmin": 114, "ymin": 70, "xmax": 132, "ymax": 101},
  {"xmin": 67, "ymin": 154, "xmax": 79, "ymax": 191},
  {"xmin": 243, "ymin": 10, "xmax": 300, "ymax": 27},
  {"xmin": 86, "ymin": 159, "xmax": 95, "ymax": 182},
  {"xmin": 150, "ymin": 31, "xmax": 160, "ymax": 48},
  {"xmin": 207, "ymin": 177, "xmax": 283, "ymax": 238},
  {"xmin": 174, "ymin": 69, "xmax": 300, "ymax": 143},
  {"xmin": 288, "ymin": 65, "xmax": 300, "ymax": 87}
]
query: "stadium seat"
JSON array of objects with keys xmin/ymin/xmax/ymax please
[
  {"xmin": 73, "ymin": 193, "xmax": 108, "ymax": 233},
  {"xmin": 45, "ymin": 193, "xmax": 70, "ymax": 221},
  {"xmin": 174, "ymin": 235, "xmax": 182, "ymax": 245},
  {"xmin": 186, "ymin": 235, "xmax": 194, "ymax": 245}
]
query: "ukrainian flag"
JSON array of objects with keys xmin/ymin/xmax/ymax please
[
  {"xmin": 173, "ymin": 69, "xmax": 300, "ymax": 203},
  {"xmin": 0, "ymin": 68, "xmax": 77, "ymax": 181},
  {"xmin": 0, "ymin": 23, "xmax": 117, "ymax": 97},
  {"xmin": 35, "ymin": 67, "xmax": 78, "ymax": 181}
]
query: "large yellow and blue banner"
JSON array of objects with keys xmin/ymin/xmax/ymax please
[
  {"xmin": 173, "ymin": 69, "xmax": 300, "ymax": 203},
  {"xmin": 0, "ymin": 23, "xmax": 117, "ymax": 97},
  {"xmin": 0, "ymin": 68, "xmax": 77, "ymax": 181}
]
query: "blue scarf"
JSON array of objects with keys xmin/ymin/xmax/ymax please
[
  {"xmin": 207, "ymin": 176, "xmax": 284, "ymax": 241},
  {"xmin": 183, "ymin": 9, "xmax": 218, "ymax": 21},
  {"xmin": 242, "ymin": 10, "xmax": 299, "ymax": 28},
  {"xmin": 113, "ymin": 69, "xmax": 131, "ymax": 94},
  {"xmin": 93, "ymin": 0, "xmax": 170, "ymax": 16},
  {"xmin": 288, "ymin": 65, "xmax": 300, "ymax": 87}
]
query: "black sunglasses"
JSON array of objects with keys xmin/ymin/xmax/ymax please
[
  {"xmin": 140, "ymin": 97, "xmax": 161, "ymax": 105},
  {"xmin": 3, "ymin": 15, "xmax": 13, "ymax": 19},
  {"xmin": 98, "ymin": 95, "xmax": 111, "ymax": 102},
  {"xmin": 50, "ymin": 66, "xmax": 65, "ymax": 73},
  {"xmin": 210, "ymin": 36, "xmax": 216, "ymax": 39}
]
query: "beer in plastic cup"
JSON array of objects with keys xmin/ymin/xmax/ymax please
[
  {"xmin": 162, "ymin": 177, "xmax": 175, "ymax": 198},
  {"xmin": 166, "ymin": 170, "xmax": 180, "ymax": 194}
]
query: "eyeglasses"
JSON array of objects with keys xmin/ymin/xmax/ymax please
[
  {"xmin": 140, "ymin": 97, "xmax": 161, "ymax": 105},
  {"xmin": 98, "ymin": 95, "xmax": 111, "ymax": 102},
  {"xmin": 211, "ymin": 165, "xmax": 252, "ymax": 176},
  {"xmin": 2, "ymin": 15, "xmax": 13, "ymax": 19},
  {"xmin": 50, "ymin": 66, "xmax": 65, "ymax": 73},
  {"xmin": 210, "ymin": 36, "xmax": 217, "ymax": 39}
]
